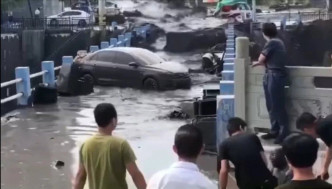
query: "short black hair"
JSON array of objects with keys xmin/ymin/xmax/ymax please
[
  {"xmin": 296, "ymin": 112, "xmax": 317, "ymax": 131},
  {"xmin": 227, "ymin": 117, "xmax": 247, "ymax": 135},
  {"xmin": 270, "ymin": 148, "xmax": 288, "ymax": 170},
  {"xmin": 174, "ymin": 124, "xmax": 203, "ymax": 159},
  {"xmin": 94, "ymin": 103, "xmax": 117, "ymax": 127},
  {"xmin": 317, "ymin": 114, "xmax": 332, "ymax": 147},
  {"xmin": 282, "ymin": 133, "xmax": 318, "ymax": 168},
  {"xmin": 263, "ymin": 23, "xmax": 278, "ymax": 38}
]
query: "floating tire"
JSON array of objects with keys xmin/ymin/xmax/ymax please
[
  {"xmin": 143, "ymin": 78, "xmax": 159, "ymax": 90},
  {"xmin": 78, "ymin": 74, "xmax": 94, "ymax": 95}
]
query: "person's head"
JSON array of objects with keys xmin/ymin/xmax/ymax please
[
  {"xmin": 174, "ymin": 124, "xmax": 203, "ymax": 161},
  {"xmin": 296, "ymin": 112, "xmax": 318, "ymax": 138},
  {"xmin": 94, "ymin": 103, "xmax": 117, "ymax": 129},
  {"xmin": 317, "ymin": 114, "xmax": 332, "ymax": 147},
  {"xmin": 227, "ymin": 117, "xmax": 247, "ymax": 136},
  {"xmin": 262, "ymin": 23, "xmax": 278, "ymax": 40},
  {"xmin": 282, "ymin": 133, "xmax": 318, "ymax": 169},
  {"xmin": 270, "ymin": 148, "xmax": 288, "ymax": 171}
]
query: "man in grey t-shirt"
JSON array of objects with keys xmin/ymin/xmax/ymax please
[{"xmin": 252, "ymin": 23, "xmax": 289, "ymax": 144}]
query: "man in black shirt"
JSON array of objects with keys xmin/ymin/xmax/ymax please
[
  {"xmin": 219, "ymin": 117, "xmax": 277, "ymax": 189},
  {"xmin": 252, "ymin": 23, "xmax": 289, "ymax": 144},
  {"xmin": 296, "ymin": 113, "xmax": 332, "ymax": 181},
  {"xmin": 277, "ymin": 133, "xmax": 332, "ymax": 189}
]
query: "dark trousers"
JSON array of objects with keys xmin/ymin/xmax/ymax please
[
  {"xmin": 263, "ymin": 70, "xmax": 289, "ymax": 139},
  {"xmin": 239, "ymin": 176, "xmax": 278, "ymax": 189}
]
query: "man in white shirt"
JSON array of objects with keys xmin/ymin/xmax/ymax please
[
  {"xmin": 34, "ymin": 8, "xmax": 40, "ymax": 19},
  {"xmin": 147, "ymin": 124, "xmax": 218, "ymax": 189}
]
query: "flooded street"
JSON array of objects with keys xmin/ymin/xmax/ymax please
[
  {"xmin": 1, "ymin": 82, "xmax": 217, "ymax": 189},
  {"xmin": 1, "ymin": 0, "xmax": 227, "ymax": 188}
]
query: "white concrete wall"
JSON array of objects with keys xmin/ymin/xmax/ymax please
[{"xmin": 235, "ymin": 51, "xmax": 332, "ymax": 131}]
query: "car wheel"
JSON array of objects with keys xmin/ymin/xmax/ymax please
[
  {"xmin": 78, "ymin": 20, "xmax": 87, "ymax": 27},
  {"xmin": 50, "ymin": 19, "xmax": 58, "ymax": 27},
  {"xmin": 79, "ymin": 74, "xmax": 94, "ymax": 95},
  {"xmin": 143, "ymin": 78, "xmax": 159, "ymax": 90}
]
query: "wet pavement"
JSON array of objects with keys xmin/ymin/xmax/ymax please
[{"xmin": 1, "ymin": 81, "xmax": 221, "ymax": 189}]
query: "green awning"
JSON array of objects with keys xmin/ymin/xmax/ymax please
[{"xmin": 216, "ymin": 0, "xmax": 248, "ymax": 10}]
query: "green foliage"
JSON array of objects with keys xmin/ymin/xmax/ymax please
[{"xmin": 1, "ymin": 0, "xmax": 26, "ymax": 11}]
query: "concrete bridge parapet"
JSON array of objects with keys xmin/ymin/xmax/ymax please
[{"xmin": 234, "ymin": 38, "xmax": 332, "ymax": 132}]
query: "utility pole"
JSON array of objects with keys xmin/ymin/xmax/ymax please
[
  {"xmin": 252, "ymin": 0, "xmax": 256, "ymax": 21},
  {"xmin": 27, "ymin": 0, "xmax": 33, "ymax": 18},
  {"xmin": 98, "ymin": 0, "xmax": 106, "ymax": 26}
]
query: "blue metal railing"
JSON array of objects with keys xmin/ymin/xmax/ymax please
[
  {"xmin": 216, "ymin": 24, "xmax": 236, "ymax": 152},
  {"xmin": 1, "ymin": 22, "xmax": 150, "ymax": 106}
]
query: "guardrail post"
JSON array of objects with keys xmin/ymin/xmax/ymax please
[
  {"xmin": 216, "ymin": 95, "xmax": 234, "ymax": 153},
  {"xmin": 118, "ymin": 35, "xmax": 125, "ymax": 47},
  {"xmin": 15, "ymin": 67, "xmax": 31, "ymax": 106},
  {"xmin": 222, "ymin": 70, "xmax": 234, "ymax": 80},
  {"xmin": 125, "ymin": 32, "xmax": 132, "ymax": 47},
  {"xmin": 101, "ymin": 41, "xmax": 109, "ymax": 49},
  {"xmin": 112, "ymin": 21, "xmax": 117, "ymax": 31},
  {"xmin": 62, "ymin": 56, "xmax": 73, "ymax": 66},
  {"xmin": 220, "ymin": 81, "xmax": 234, "ymax": 95},
  {"xmin": 89, "ymin": 45, "xmax": 99, "ymax": 53},
  {"xmin": 42, "ymin": 61, "xmax": 55, "ymax": 87},
  {"xmin": 110, "ymin": 38, "xmax": 117, "ymax": 47}
]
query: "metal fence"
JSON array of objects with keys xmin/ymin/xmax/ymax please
[
  {"xmin": 219, "ymin": 10, "xmax": 332, "ymax": 23},
  {"xmin": 0, "ymin": 23, "xmax": 150, "ymax": 106},
  {"xmin": 1, "ymin": 17, "xmax": 94, "ymax": 33},
  {"xmin": 256, "ymin": 11, "xmax": 332, "ymax": 22}
]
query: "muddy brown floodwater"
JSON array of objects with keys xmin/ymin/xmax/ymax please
[{"xmin": 1, "ymin": 80, "xmax": 231, "ymax": 189}]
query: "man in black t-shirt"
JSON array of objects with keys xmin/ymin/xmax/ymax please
[
  {"xmin": 277, "ymin": 133, "xmax": 332, "ymax": 189},
  {"xmin": 252, "ymin": 23, "xmax": 289, "ymax": 144},
  {"xmin": 218, "ymin": 117, "xmax": 277, "ymax": 189},
  {"xmin": 296, "ymin": 113, "xmax": 332, "ymax": 180}
]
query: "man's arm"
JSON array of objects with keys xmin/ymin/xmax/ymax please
[
  {"xmin": 252, "ymin": 54, "xmax": 266, "ymax": 67},
  {"xmin": 219, "ymin": 160, "xmax": 229, "ymax": 189},
  {"xmin": 126, "ymin": 161, "xmax": 147, "ymax": 189},
  {"xmin": 321, "ymin": 146, "xmax": 332, "ymax": 180},
  {"xmin": 73, "ymin": 163, "xmax": 87, "ymax": 189}
]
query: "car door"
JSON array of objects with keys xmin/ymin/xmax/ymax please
[
  {"xmin": 91, "ymin": 51, "xmax": 118, "ymax": 85},
  {"xmin": 111, "ymin": 51, "xmax": 143, "ymax": 87},
  {"xmin": 59, "ymin": 11, "xmax": 73, "ymax": 25},
  {"xmin": 70, "ymin": 11, "xmax": 84, "ymax": 25}
]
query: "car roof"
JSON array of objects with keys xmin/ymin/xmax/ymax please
[
  {"xmin": 62, "ymin": 10, "xmax": 86, "ymax": 14},
  {"xmin": 97, "ymin": 47, "xmax": 154, "ymax": 56}
]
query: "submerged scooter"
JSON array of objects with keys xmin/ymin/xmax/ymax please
[{"xmin": 201, "ymin": 43, "xmax": 226, "ymax": 76}]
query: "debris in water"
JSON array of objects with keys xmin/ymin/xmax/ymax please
[
  {"xmin": 168, "ymin": 109, "xmax": 189, "ymax": 120},
  {"xmin": 55, "ymin": 161, "xmax": 65, "ymax": 168}
]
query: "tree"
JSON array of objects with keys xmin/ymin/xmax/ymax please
[{"xmin": 1, "ymin": 0, "xmax": 26, "ymax": 12}]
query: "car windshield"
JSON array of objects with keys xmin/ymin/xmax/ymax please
[{"xmin": 133, "ymin": 50, "xmax": 165, "ymax": 65}]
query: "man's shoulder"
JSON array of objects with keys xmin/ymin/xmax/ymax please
[
  {"xmin": 195, "ymin": 171, "xmax": 217, "ymax": 187},
  {"xmin": 275, "ymin": 183, "xmax": 290, "ymax": 189},
  {"xmin": 148, "ymin": 169, "xmax": 169, "ymax": 187},
  {"xmin": 148, "ymin": 168, "xmax": 217, "ymax": 189},
  {"xmin": 271, "ymin": 38, "xmax": 284, "ymax": 44},
  {"xmin": 276, "ymin": 180, "xmax": 332, "ymax": 189},
  {"xmin": 83, "ymin": 135, "xmax": 127, "ymax": 145}
]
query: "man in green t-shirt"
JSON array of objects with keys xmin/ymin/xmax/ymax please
[{"xmin": 73, "ymin": 103, "xmax": 146, "ymax": 189}]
